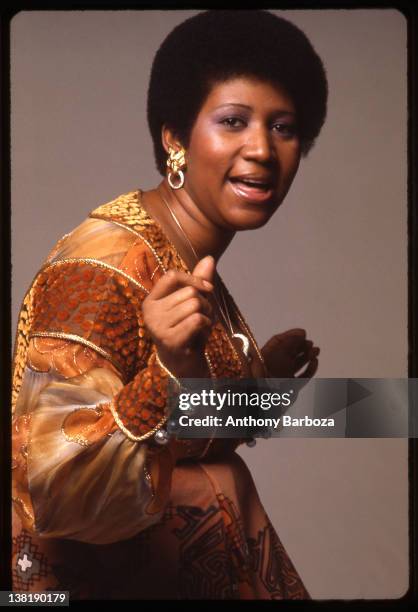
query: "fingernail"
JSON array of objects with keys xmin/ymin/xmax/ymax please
[{"xmin": 203, "ymin": 280, "xmax": 213, "ymax": 289}]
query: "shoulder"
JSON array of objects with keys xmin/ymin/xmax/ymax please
[
  {"xmin": 41, "ymin": 189, "xmax": 166, "ymax": 290},
  {"xmin": 26, "ymin": 189, "xmax": 164, "ymax": 360},
  {"xmin": 89, "ymin": 189, "xmax": 146, "ymax": 228},
  {"xmin": 89, "ymin": 189, "xmax": 188, "ymax": 276},
  {"xmin": 46, "ymin": 189, "xmax": 144, "ymax": 264}
]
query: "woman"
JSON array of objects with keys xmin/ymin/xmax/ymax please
[{"xmin": 12, "ymin": 10, "xmax": 326, "ymax": 599}]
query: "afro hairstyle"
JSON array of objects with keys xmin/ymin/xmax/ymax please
[{"xmin": 147, "ymin": 10, "xmax": 328, "ymax": 175}]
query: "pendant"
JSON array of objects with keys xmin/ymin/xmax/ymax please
[{"xmin": 232, "ymin": 332, "xmax": 252, "ymax": 362}]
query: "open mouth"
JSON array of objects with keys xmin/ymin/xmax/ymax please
[
  {"xmin": 229, "ymin": 177, "xmax": 273, "ymax": 192},
  {"xmin": 228, "ymin": 177, "xmax": 275, "ymax": 202}
]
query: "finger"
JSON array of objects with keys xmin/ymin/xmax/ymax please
[
  {"xmin": 294, "ymin": 340, "xmax": 313, "ymax": 360},
  {"xmin": 296, "ymin": 357, "xmax": 318, "ymax": 379},
  {"xmin": 304, "ymin": 357, "xmax": 319, "ymax": 378},
  {"xmin": 268, "ymin": 330, "xmax": 307, "ymax": 351},
  {"xmin": 150, "ymin": 269, "xmax": 213, "ymax": 300},
  {"xmin": 166, "ymin": 295, "xmax": 213, "ymax": 328},
  {"xmin": 277, "ymin": 329, "xmax": 307, "ymax": 342},
  {"xmin": 170, "ymin": 312, "xmax": 212, "ymax": 346},
  {"xmin": 283, "ymin": 328, "xmax": 307, "ymax": 338},
  {"xmin": 163, "ymin": 284, "xmax": 212, "ymax": 310},
  {"xmin": 294, "ymin": 354, "xmax": 309, "ymax": 372},
  {"xmin": 294, "ymin": 345, "xmax": 318, "ymax": 370},
  {"xmin": 192, "ymin": 255, "xmax": 216, "ymax": 285}
]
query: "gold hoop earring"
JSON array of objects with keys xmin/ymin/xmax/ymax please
[
  {"xmin": 168, "ymin": 169, "xmax": 185, "ymax": 190},
  {"xmin": 166, "ymin": 146, "xmax": 186, "ymax": 190}
]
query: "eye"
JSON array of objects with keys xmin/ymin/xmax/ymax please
[
  {"xmin": 273, "ymin": 122, "xmax": 298, "ymax": 138},
  {"xmin": 220, "ymin": 117, "xmax": 247, "ymax": 129}
]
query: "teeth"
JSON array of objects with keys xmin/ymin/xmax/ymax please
[
  {"xmin": 242, "ymin": 180, "xmax": 268, "ymax": 189},
  {"xmin": 232, "ymin": 178, "xmax": 269, "ymax": 188}
]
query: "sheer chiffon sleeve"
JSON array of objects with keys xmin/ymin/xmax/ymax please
[{"xmin": 12, "ymin": 218, "xmax": 178, "ymax": 545}]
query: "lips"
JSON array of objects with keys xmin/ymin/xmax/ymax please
[{"xmin": 228, "ymin": 175, "xmax": 275, "ymax": 203}]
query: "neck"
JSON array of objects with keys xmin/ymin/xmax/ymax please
[{"xmin": 142, "ymin": 179, "xmax": 235, "ymax": 270}]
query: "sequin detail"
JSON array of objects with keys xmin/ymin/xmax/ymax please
[{"xmin": 30, "ymin": 260, "xmax": 143, "ymax": 381}]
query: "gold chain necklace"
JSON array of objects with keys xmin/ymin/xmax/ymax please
[
  {"xmin": 218, "ymin": 279, "xmax": 265, "ymax": 366},
  {"xmin": 158, "ymin": 187, "xmax": 254, "ymax": 363}
]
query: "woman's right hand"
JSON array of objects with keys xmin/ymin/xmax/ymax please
[{"xmin": 142, "ymin": 255, "xmax": 216, "ymax": 378}]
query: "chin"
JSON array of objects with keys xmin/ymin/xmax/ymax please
[{"xmin": 227, "ymin": 204, "xmax": 279, "ymax": 231}]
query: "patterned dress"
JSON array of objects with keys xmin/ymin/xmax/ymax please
[{"xmin": 11, "ymin": 189, "xmax": 310, "ymax": 600}]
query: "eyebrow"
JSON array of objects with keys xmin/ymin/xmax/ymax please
[{"xmin": 214, "ymin": 103, "xmax": 296, "ymax": 116}]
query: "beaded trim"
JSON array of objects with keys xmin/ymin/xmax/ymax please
[
  {"xmin": 61, "ymin": 405, "xmax": 104, "ymax": 447},
  {"xmin": 29, "ymin": 331, "xmax": 124, "ymax": 376},
  {"xmin": 155, "ymin": 351, "xmax": 180, "ymax": 387},
  {"xmin": 155, "ymin": 350, "xmax": 215, "ymax": 383},
  {"xmin": 108, "ymin": 400, "xmax": 168, "ymax": 443},
  {"xmin": 40, "ymin": 257, "xmax": 150, "ymax": 295}
]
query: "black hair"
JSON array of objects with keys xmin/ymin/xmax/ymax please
[{"xmin": 147, "ymin": 10, "xmax": 328, "ymax": 175}]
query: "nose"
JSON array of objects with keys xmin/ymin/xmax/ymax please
[{"xmin": 242, "ymin": 124, "xmax": 275, "ymax": 163}]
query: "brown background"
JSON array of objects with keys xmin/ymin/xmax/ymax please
[{"xmin": 11, "ymin": 9, "xmax": 408, "ymax": 598}]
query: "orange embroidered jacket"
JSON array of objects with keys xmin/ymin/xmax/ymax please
[{"xmin": 12, "ymin": 189, "xmax": 250, "ymax": 545}]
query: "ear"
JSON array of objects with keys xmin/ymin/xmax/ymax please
[{"xmin": 161, "ymin": 125, "xmax": 183, "ymax": 155}]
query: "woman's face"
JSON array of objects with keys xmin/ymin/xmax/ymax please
[{"xmin": 182, "ymin": 76, "xmax": 301, "ymax": 230}]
